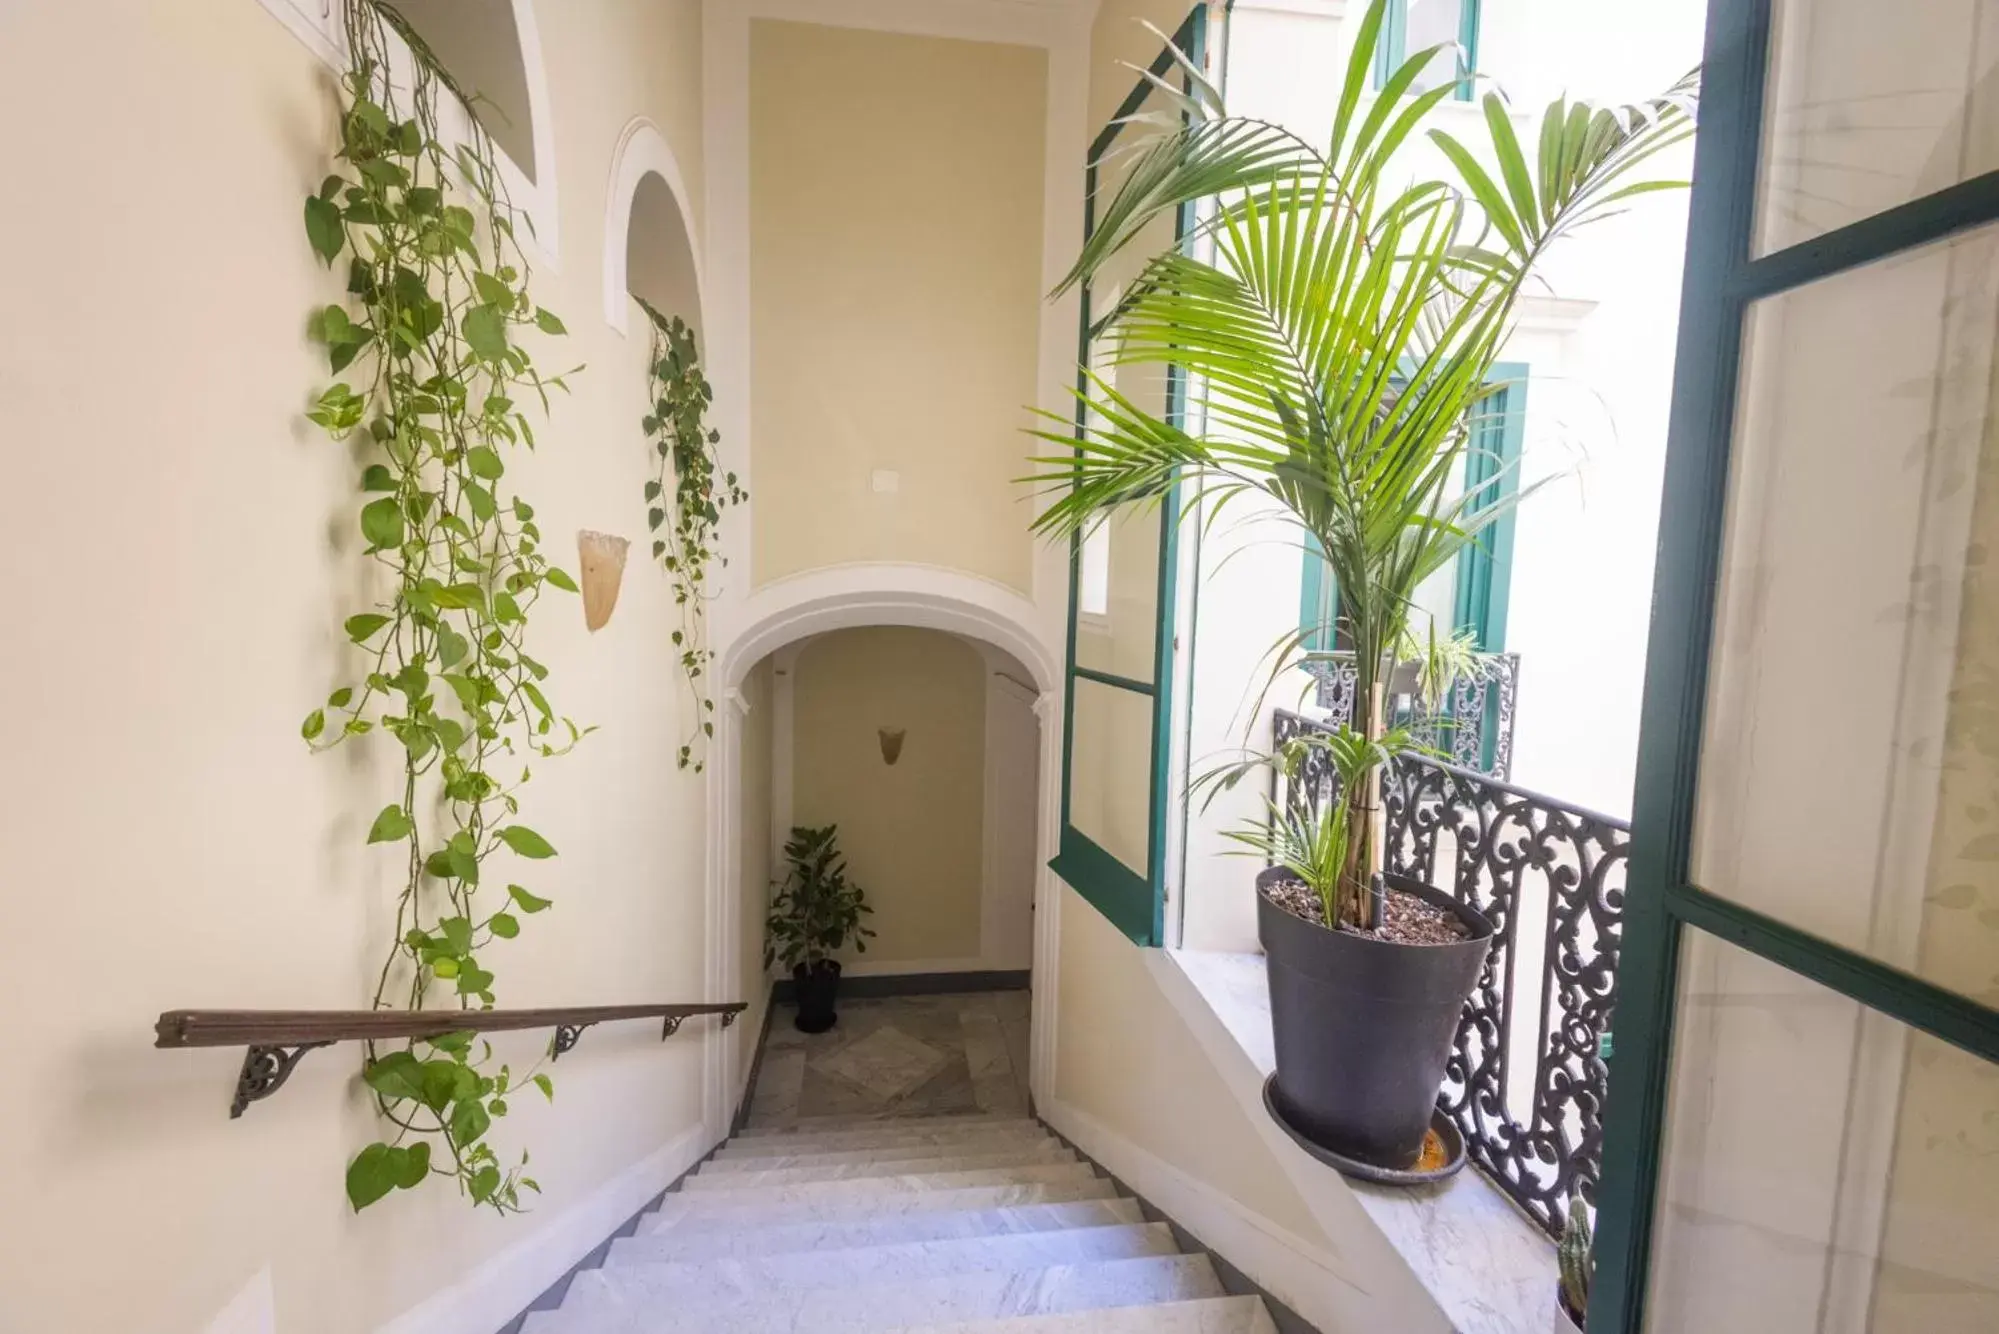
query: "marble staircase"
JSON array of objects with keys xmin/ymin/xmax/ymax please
[{"xmin": 521, "ymin": 1112, "xmax": 1280, "ymax": 1332}]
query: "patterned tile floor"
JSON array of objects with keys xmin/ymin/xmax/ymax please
[{"xmin": 746, "ymin": 991, "xmax": 1033, "ymax": 1128}]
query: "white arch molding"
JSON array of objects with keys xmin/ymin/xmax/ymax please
[
  {"xmin": 700, "ymin": 566, "xmax": 1066, "ymax": 1138},
  {"xmin": 602, "ymin": 118, "xmax": 708, "ymax": 337}
]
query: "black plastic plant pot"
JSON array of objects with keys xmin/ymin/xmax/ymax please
[
  {"xmin": 792, "ymin": 959, "xmax": 842, "ymax": 1034},
  {"xmin": 1257, "ymin": 866, "xmax": 1492, "ymax": 1173}
]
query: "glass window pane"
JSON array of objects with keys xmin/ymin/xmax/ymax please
[
  {"xmin": 1073, "ymin": 506, "xmax": 1162, "ymax": 681},
  {"xmin": 1690, "ymin": 223, "xmax": 1999, "ymax": 1006},
  {"xmin": 1646, "ymin": 930, "xmax": 1999, "ymax": 1333},
  {"xmin": 1403, "ymin": 0, "xmax": 1464, "ymax": 96},
  {"xmin": 1755, "ymin": 0, "xmax": 1999, "ymax": 255},
  {"xmin": 1068, "ymin": 677, "xmax": 1154, "ymax": 876}
]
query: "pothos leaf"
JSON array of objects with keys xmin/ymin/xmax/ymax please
[
  {"xmin": 305, "ymin": 195, "xmax": 345, "ymax": 264},
  {"xmin": 462, "ymin": 305, "xmax": 509, "ymax": 361},
  {"xmin": 497, "ymin": 825, "xmax": 557, "ymax": 859},
  {"xmin": 367, "ymin": 805, "xmax": 413, "ymax": 844}
]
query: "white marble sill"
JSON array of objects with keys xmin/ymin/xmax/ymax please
[{"xmin": 1170, "ymin": 948, "xmax": 1556, "ymax": 1334}]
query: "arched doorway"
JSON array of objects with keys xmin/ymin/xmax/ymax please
[{"xmin": 702, "ymin": 567, "xmax": 1061, "ymax": 1135}]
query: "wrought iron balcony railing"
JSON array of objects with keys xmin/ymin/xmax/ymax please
[
  {"xmin": 1302, "ymin": 651, "xmax": 1520, "ymax": 780},
  {"xmin": 1272, "ymin": 709, "xmax": 1626, "ymax": 1237}
]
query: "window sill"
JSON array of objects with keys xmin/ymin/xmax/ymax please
[{"xmin": 1168, "ymin": 947, "xmax": 1556, "ymax": 1334}]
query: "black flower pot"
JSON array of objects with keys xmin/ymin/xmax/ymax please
[
  {"xmin": 1258, "ymin": 867, "xmax": 1492, "ymax": 1172},
  {"xmin": 792, "ymin": 959, "xmax": 843, "ymax": 1034}
]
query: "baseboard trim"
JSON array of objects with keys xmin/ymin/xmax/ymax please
[
  {"xmin": 460, "ymin": 1124, "xmax": 713, "ymax": 1334},
  {"xmin": 1039, "ymin": 1097, "xmax": 1349, "ymax": 1334},
  {"xmin": 770, "ymin": 968, "xmax": 1030, "ymax": 1003}
]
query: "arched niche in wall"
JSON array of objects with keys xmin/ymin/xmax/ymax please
[
  {"xmin": 601, "ymin": 118, "xmax": 705, "ymax": 338},
  {"xmin": 361, "ymin": 0, "xmax": 560, "ymax": 264}
]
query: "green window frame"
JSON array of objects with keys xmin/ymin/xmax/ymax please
[
  {"xmin": 1371, "ymin": 0, "xmax": 1481, "ymax": 103},
  {"xmin": 1297, "ymin": 364, "xmax": 1525, "ymax": 654},
  {"xmin": 1050, "ymin": 7, "xmax": 1210, "ymax": 948},
  {"xmin": 1451, "ymin": 364, "xmax": 1527, "ymax": 651}
]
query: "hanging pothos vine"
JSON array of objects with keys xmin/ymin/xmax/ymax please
[
  {"xmin": 635, "ymin": 297, "xmax": 744, "ymax": 773},
  {"xmin": 299, "ymin": 0, "xmax": 588, "ymax": 1214}
]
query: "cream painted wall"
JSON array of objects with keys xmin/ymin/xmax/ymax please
[
  {"xmin": 746, "ymin": 20, "xmax": 1048, "ymax": 592},
  {"xmin": 734, "ymin": 658, "xmax": 775, "ymax": 1097},
  {"xmin": 790, "ymin": 628, "xmax": 987, "ymax": 967},
  {"xmin": 0, "ymin": 2, "xmax": 715, "ymax": 1332}
]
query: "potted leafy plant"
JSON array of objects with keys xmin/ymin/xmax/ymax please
[
  {"xmin": 1029, "ymin": 0, "xmax": 1694, "ymax": 1174},
  {"xmin": 765, "ymin": 824, "xmax": 876, "ymax": 1033},
  {"xmin": 1557, "ymin": 1195, "xmax": 1592, "ymax": 1333}
]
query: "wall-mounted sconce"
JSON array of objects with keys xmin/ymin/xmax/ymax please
[
  {"xmin": 577, "ymin": 530, "xmax": 630, "ymax": 632},
  {"xmin": 878, "ymin": 727, "xmax": 906, "ymax": 766}
]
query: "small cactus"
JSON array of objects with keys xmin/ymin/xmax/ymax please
[{"xmin": 1558, "ymin": 1195, "xmax": 1593, "ymax": 1320}]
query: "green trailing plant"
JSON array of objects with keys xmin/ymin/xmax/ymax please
[
  {"xmin": 764, "ymin": 825, "xmax": 877, "ymax": 974},
  {"xmin": 635, "ymin": 298, "xmax": 745, "ymax": 774},
  {"xmin": 1028, "ymin": 0, "xmax": 1696, "ymax": 929},
  {"xmin": 1558, "ymin": 1194, "xmax": 1593, "ymax": 1319},
  {"xmin": 300, "ymin": 0, "xmax": 589, "ymax": 1214}
]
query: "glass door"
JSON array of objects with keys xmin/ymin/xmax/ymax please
[{"xmin": 1595, "ymin": 1, "xmax": 1999, "ymax": 1331}]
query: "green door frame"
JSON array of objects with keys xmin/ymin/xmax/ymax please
[
  {"xmin": 1049, "ymin": 6, "xmax": 1210, "ymax": 948},
  {"xmin": 1591, "ymin": 1, "xmax": 1999, "ymax": 1329}
]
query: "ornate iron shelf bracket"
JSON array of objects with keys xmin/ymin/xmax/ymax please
[
  {"xmin": 550, "ymin": 1022, "xmax": 592, "ymax": 1059},
  {"xmin": 720, "ymin": 1009, "xmax": 741, "ymax": 1029},
  {"xmin": 660, "ymin": 1015, "xmax": 684, "ymax": 1040},
  {"xmin": 232, "ymin": 1041, "xmax": 333, "ymax": 1118}
]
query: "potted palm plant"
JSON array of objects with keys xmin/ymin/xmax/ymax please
[
  {"xmin": 1030, "ymin": 0, "xmax": 1694, "ymax": 1173},
  {"xmin": 765, "ymin": 824, "xmax": 876, "ymax": 1033}
]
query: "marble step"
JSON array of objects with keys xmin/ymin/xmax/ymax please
[
  {"xmin": 899, "ymin": 1296, "xmax": 1280, "ymax": 1333},
  {"xmin": 686, "ymin": 1145, "xmax": 1077, "ymax": 1189},
  {"xmin": 655, "ymin": 1161, "xmax": 1099, "ymax": 1208},
  {"xmin": 593, "ymin": 1223, "xmax": 1177, "ymax": 1298},
  {"xmin": 638, "ymin": 1178, "xmax": 1123, "ymax": 1233},
  {"xmin": 521, "ymin": 1254, "xmax": 1224, "ymax": 1334},
  {"xmin": 608, "ymin": 1199, "xmax": 1145, "ymax": 1265},
  {"xmin": 734, "ymin": 1115, "xmax": 1043, "ymax": 1148},
  {"xmin": 714, "ymin": 1126, "xmax": 1055, "ymax": 1167}
]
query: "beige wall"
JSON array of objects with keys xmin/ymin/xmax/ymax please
[
  {"xmin": 734, "ymin": 657, "xmax": 776, "ymax": 1097},
  {"xmin": 0, "ymin": 2, "xmax": 714, "ymax": 1331},
  {"xmin": 790, "ymin": 628, "xmax": 987, "ymax": 966},
  {"xmin": 747, "ymin": 20, "xmax": 1047, "ymax": 591}
]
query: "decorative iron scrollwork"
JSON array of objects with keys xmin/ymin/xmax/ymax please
[
  {"xmin": 720, "ymin": 1008, "xmax": 740, "ymax": 1029},
  {"xmin": 550, "ymin": 1023, "xmax": 590, "ymax": 1059},
  {"xmin": 1274, "ymin": 709, "xmax": 1627, "ymax": 1238},
  {"xmin": 1303, "ymin": 652, "xmax": 1520, "ymax": 781},
  {"xmin": 231, "ymin": 1041, "xmax": 333, "ymax": 1118},
  {"xmin": 659, "ymin": 1015, "xmax": 684, "ymax": 1040}
]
